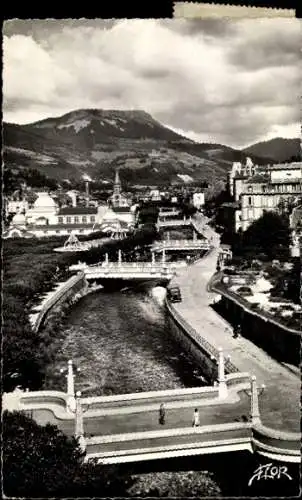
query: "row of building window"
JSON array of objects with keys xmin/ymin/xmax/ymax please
[
  {"xmin": 38, "ymin": 229, "xmax": 87, "ymax": 234},
  {"xmin": 246, "ymin": 183, "xmax": 301, "ymax": 194},
  {"xmin": 58, "ymin": 216, "xmax": 96, "ymax": 224}
]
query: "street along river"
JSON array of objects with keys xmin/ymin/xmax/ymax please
[{"xmin": 46, "ymin": 288, "xmax": 207, "ymax": 396}]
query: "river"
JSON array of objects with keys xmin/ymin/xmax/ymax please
[{"xmin": 49, "ymin": 288, "xmax": 206, "ymax": 396}]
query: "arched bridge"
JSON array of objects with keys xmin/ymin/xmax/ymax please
[
  {"xmin": 151, "ymin": 239, "xmax": 210, "ymax": 253},
  {"xmin": 69, "ymin": 252, "xmax": 177, "ymax": 287},
  {"xmin": 3, "ymin": 370, "xmax": 300, "ymax": 467}
]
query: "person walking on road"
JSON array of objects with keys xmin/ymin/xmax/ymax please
[
  {"xmin": 192, "ymin": 408, "xmax": 200, "ymax": 427},
  {"xmin": 159, "ymin": 403, "xmax": 166, "ymax": 425}
]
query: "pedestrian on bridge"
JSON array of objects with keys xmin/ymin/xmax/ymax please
[
  {"xmin": 159, "ymin": 403, "xmax": 166, "ymax": 425},
  {"xmin": 192, "ymin": 408, "xmax": 200, "ymax": 427}
]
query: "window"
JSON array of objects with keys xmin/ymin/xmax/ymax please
[
  {"xmin": 82, "ymin": 216, "xmax": 87, "ymax": 223},
  {"xmin": 58, "ymin": 216, "xmax": 63, "ymax": 224},
  {"xmin": 248, "ymin": 186, "xmax": 252, "ymax": 193},
  {"xmin": 90, "ymin": 216, "xmax": 95, "ymax": 223},
  {"xmin": 74, "ymin": 216, "xmax": 79, "ymax": 223},
  {"xmin": 67, "ymin": 216, "xmax": 71, "ymax": 223},
  {"xmin": 248, "ymin": 196, "xmax": 252, "ymax": 205},
  {"xmin": 262, "ymin": 186, "xmax": 266, "ymax": 193},
  {"xmin": 56, "ymin": 230, "xmax": 60, "ymax": 233}
]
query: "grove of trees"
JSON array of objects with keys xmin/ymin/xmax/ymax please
[
  {"xmin": 232, "ymin": 212, "xmax": 291, "ymax": 261},
  {"xmin": 3, "ymin": 411, "xmax": 133, "ymax": 497}
]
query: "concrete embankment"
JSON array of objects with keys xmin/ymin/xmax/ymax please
[{"xmin": 29, "ymin": 272, "xmax": 90, "ymax": 333}]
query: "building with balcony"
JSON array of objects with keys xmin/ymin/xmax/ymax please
[{"xmin": 229, "ymin": 161, "xmax": 302, "ymax": 232}]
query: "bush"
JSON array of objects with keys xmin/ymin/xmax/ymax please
[{"xmin": 3, "ymin": 411, "xmax": 132, "ymax": 497}]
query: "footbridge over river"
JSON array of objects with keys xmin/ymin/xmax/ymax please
[
  {"xmin": 151, "ymin": 239, "xmax": 210, "ymax": 253},
  {"xmin": 69, "ymin": 250, "xmax": 177, "ymax": 288},
  {"xmin": 3, "ymin": 364, "xmax": 300, "ymax": 466}
]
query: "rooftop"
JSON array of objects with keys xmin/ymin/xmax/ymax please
[
  {"xmin": 246, "ymin": 174, "xmax": 270, "ymax": 184},
  {"xmin": 111, "ymin": 206, "xmax": 132, "ymax": 213},
  {"xmin": 58, "ymin": 207, "xmax": 98, "ymax": 215},
  {"xmin": 269, "ymin": 162, "xmax": 302, "ymax": 170}
]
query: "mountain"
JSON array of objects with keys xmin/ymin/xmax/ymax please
[
  {"xmin": 243, "ymin": 137, "xmax": 300, "ymax": 163},
  {"xmin": 3, "ymin": 108, "xmax": 272, "ymax": 189}
]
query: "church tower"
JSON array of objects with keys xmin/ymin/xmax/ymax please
[
  {"xmin": 113, "ymin": 169, "xmax": 122, "ymax": 198},
  {"xmin": 110, "ymin": 169, "xmax": 129, "ymax": 208}
]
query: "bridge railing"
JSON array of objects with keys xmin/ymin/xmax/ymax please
[
  {"xmin": 88, "ymin": 262, "xmax": 176, "ymax": 270},
  {"xmin": 157, "ymin": 218, "xmax": 192, "ymax": 227},
  {"xmin": 252, "ymin": 423, "xmax": 301, "ymax": 453},
  {"xmin": 85, "ymin": 264, "xmax": 177, "ymax": 276},
  {"xmin": 152, "ymin": 240, "xmax": 210, "ymax": 249}
]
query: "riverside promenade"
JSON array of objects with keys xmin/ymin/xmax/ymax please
[{"xmin": 171, "ymin": 215, "xmax": 300, "ymax": 433}]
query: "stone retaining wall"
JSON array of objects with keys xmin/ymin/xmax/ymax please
[
  {"xmin": 211, "ymin": 280, "xmax": 300, "ymax": 367},
  {"xmin": 166, "ymin": 299, "xmax": 238, "ymax": 384},
  {"xmin": 31, "ymin": 272, "xmax": 88, "ymax": 333}
]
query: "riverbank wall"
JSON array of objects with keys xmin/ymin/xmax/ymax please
[
  {"xmin": 30, "ymin": 272, "xmax": 89, "ymax": 333},
  {"xmin": 210, "ymin": 279, "xmax": 300, "ymax": 367},
  {"xmin": 166, "ymin": 299, "xmax": 238, "ymax": 384}
]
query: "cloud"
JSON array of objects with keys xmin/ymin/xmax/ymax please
[{"xmin": 3, "ymin": 18, "xmax": 300, "ymax": 148}]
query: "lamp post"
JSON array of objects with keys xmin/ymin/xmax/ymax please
[
  {"xmin": 60, "ymin": 359, "xmax": 81, "ymax": 413},
  {"xmin": 247, "ymin": 375, "xmax": 266, "ymax": 425}
]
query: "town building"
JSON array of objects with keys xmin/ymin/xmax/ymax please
[
  {"xmin": 192, "ymin": 192, "xmax": 205, "ymax": 210},
  {"xmin": 4, "ymin": 174, "xmax": 135, "ymax": 239},
  {"xmin": 228, "ymin": 160, "xmax": 302, "ymax": 232},
  {"xmin": 289, "ymin": 205, "xmax": 302, "ymax": 257}
]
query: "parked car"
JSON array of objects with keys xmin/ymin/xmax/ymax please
[
  {"xmin": 237, "ymin": 286, "xmax": 253, "ymax": 296},
  {"xmin": 167, "ymin": 285, "xmax": 182, "ymax": 303}
]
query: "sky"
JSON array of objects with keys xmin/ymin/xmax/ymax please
[{"xmin": 3, "ymin": 18, "xmax": 301, "ymax": 149}]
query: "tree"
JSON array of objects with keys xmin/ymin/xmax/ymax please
[
  {"xmin": 3, "ymin": 411, "xmax": 133, "ymax": 497},
  {"xmin": 240, "ymin": 212, "xmax": 290, "ymax": 261},
  {"xmin": 127, "ymin": 470, "xmax": 221, "ymax": 497}
]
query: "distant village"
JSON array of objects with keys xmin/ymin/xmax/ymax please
[
  {"xmin": 3, "ymin": 169, "xmax": 206, "ymax": 239},
  {"xmin": 4, "ymin": 158, "xmax": 302, "ymax": 260}
]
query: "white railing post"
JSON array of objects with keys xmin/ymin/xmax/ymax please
[
  {"xmin": 151, "ymin": 252, "xmax": 155, "ymax": 265},
  {"xmin": 66, "ymin": 359, "xmax": 76, "ymax": 411},
  {"xmin": 118, "ymin": 249, "xmax": 122, "ymax": 266},
  {"xmin": 75, "ymin": 391, "xmax": 86, "ymax": 452},
  {"xmin": 250, "ymin": 376, "xmax": 263, "ymax": 425},
  {"xmin": 105, "ymin": 253, "xmax": 109, "ymax": 265},
  {"xmin": 217, "ymin": 347, "xmax": 228, "ymax": 399},
  {"xmin": 162, "ymin": 248, "xmax": 166, "ymax": 264}
]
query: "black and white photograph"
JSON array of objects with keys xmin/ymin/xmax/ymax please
[{"xmin": 2, "ymin": 17, "xmax": 301, "ymax": 498}]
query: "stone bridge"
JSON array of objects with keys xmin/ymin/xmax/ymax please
[{"xmin": 3, "ymin": 367, "xmax": 300, "ymax": 466}]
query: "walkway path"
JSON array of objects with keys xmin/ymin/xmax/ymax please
[
  {"xmin": 29, "ymin": 392, "xmax": 249, "ymax": 438},
  {"xmin": 171, "ymin": 215, "xmax": 300, "ymax": 432}
]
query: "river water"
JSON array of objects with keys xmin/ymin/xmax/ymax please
[{"xmin": 51, "ymin": 288, "xmax": 206, "ymax": 396}]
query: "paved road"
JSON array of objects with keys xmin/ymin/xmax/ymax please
[{"xmin": 172, "ymin": 216, "xmax": 300, "ymax": 432}]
